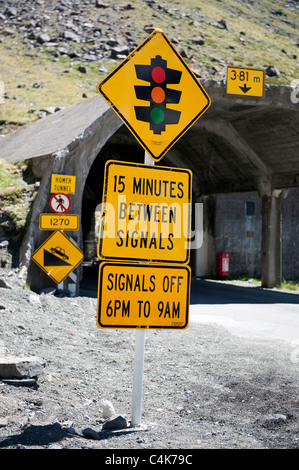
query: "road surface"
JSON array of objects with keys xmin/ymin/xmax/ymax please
[
  {"xmin": 80, "ymin": 268, "xmax": 299, "ymax": 345},
  {"xmin": 190, "ymin": 278, "xmax": 299, "ymax": 344}
]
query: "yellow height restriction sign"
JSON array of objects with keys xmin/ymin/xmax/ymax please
[
  {"xmin": 51, "ymin": 174, "xmax": 76, "ymax": 194},
  {"xmin": 97, "ymin": 262, "xmax": 191, "ymax": 329},
  {"xmin": 97, "ymin": 28, "xmax": 211, "ymax": 162},
  {"xmin": 98, "ymin": 160, "xmax": 192, "ymax": 264},
  {"xmin": 226, "ymin": 66, "xmax": 265, "ymax": 97}
]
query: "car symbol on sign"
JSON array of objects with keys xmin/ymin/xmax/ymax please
[{"xmin": 50, "ymin": 246, "xmax": 69, "ymax": 260}]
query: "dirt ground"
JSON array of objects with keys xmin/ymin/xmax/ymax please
[{"xmin": 0, "ymin": 267, "xmax": 298, "ymax": 454}]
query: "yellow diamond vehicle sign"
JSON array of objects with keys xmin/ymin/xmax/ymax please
[
  {"xmin": 98, "ymin": 160, "xmax": 192, "ymax": 264},
  {"xmin": 226, "ymin": 66, "xmax": 265, "ymax": 97},
  {"xmin": 97, "ymin": 262, "xmax": 191, "ymax": 329},
  {"xmin": 97, "ymin": 29, "xmax": 211, "ymax": 162},
  {"xmin": 32, "ymin": 230, "xmax": 83, "ymax": 284}
]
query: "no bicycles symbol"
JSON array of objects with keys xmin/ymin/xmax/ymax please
[{"xmin": 49, "ymin": 193, "xmax": 71, "ymax": 214}]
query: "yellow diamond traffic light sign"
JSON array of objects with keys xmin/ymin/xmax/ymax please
[
  {"xmin": 32, "ymin": 230, "xmax": 83, "ymax": 284},
  {"xmin": 97, "ymin": 28, "xmax": 211, "ymax": 162}
]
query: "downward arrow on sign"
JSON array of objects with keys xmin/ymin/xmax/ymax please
[{"xmin": 239, "ymin": 84, "xmax": 251, "ymax": 93}]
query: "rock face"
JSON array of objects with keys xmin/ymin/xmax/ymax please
[
  {"xmin": 0, "ymin": 356, "xmax": 46, "ymax": 379},
  {"xmin": 266, "ymin": 65, "xmax": 280, "ymax": 77},
  {"xmin": 0, "ymin": 0, "xmax": 139, "ymax": 66}
]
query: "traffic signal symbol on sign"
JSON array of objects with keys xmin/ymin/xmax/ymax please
[{"xmin": 134, "ymin": 55, "xmax": 182, "ymax": 135}]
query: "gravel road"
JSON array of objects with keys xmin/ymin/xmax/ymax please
[{"xmin": 0, "ymin": 267, "xmax": 298, "ymax": 453}]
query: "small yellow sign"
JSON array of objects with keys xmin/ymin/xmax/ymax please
[
  {"xmin": 39, "ymin": 214, "xmax": 79, "ymax": 231},
  {"xmin": 98, "ymin": 160, "xmax": 192, "ymax": 264},
  {"xmin": 32, "ymin": 230, "xmax": 83, "ymax": 284},
  {"xmin": 226, "ymin": 66, "xmax": 265, "ymax": 97},
  {"xmin": 97, "ymin": 29, "xmax": 211, "ymax": 162},
  {"xmin": 97, "ymin": 262, "xmax": 191, "ymax": 329},
  {"xmin": 51, "ymin": 174, "xmax": 76, "ymax": 194}
]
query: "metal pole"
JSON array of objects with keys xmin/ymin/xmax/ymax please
[{"xmin": 130, "ymin": 151, "xmax": 155, "ymax": 427}]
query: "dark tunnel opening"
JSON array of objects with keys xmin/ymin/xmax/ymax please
[
  {"xmin": 79, "ymin": 127, "xmax": 197, "ymax": 296},
  {"xmin": 80, "ymin": 137, "xmax": 145, "ymax": 295}
]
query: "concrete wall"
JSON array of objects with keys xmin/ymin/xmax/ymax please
[
  {"xmin": 211, "ymin": 189, "xmax": 299, "ymax": 280},
  {"xmin": 194, "ymin": 196, "xmax": 216, "ymax": 278},
  {"xmin": 282, "ymin": 189, "xmax": 299, "ymax": 280},
  {"xmin": 214, "ymin": 192, "xmax": 262, "ymax": 278}
]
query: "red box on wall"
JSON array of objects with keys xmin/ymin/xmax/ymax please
[{"xmin": 217, "ymin": 252, "xmax": 229, "ymax": 277}]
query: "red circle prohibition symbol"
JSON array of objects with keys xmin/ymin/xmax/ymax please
[{"xmin": 49, "ymin": 193, "xmax": 71, "ymax": 214}]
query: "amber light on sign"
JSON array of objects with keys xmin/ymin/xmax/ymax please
[{"xmin": 97, "ymin": 262, "xmax": 191, "ymax": 329}]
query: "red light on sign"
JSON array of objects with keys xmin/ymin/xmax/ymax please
[{"xmin": 152, "ymin": 66, "xmax": 166, "ymax": 83}]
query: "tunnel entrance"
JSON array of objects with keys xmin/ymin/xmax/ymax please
[{"xmin": 80, "ymin": 134, "xmax": 145, "ymax": 294}]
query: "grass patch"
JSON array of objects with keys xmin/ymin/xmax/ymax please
[
  {"xmin": 0, "ymin": 159, "xmax": 36, "ymax": 232},
  {"xmin": 281, "ymin": 279, "xmax": 299, "ymax": 291},
  {"xmin": 227, "ymin": 275, "xmax": 261, "ymax": 285},
  {"xmin": 0, "ymin": 159, "xmax": 27, "ymax": 195},
  {"xmin": 226, "ymin": 275, "xmax": 299, "ymax": 291},
  {"xmin": 0, "ymin": 35, "xmax": 101, "ymax": 126}
]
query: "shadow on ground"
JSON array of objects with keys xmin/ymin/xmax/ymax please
[
  {"xmin": 0, "ymin": 422, "xmax": 142, "ymax": 448},
  {"xmin": 190, "ymin": 278, "xmax": 299, "ymax": 305}
]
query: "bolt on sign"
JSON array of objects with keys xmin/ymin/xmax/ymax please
[
  {"xmin": 97, "ymin": 262, "xmax": 191, "ymax": 329},
  {"xmin": 97, "ymin": 28, "xmax": 211, "ymax": 162},
  {"xmin": 32, "ymin": 230, "xmax": 83, "ymax": 284},
  {"xmin": 226, "ymin": 66, "xmax": 265, "ymax": 97},
  {"xmin": 50, "ymin": 174, "xmax": 76, "ymax": 195},
  {"xmin": 98, "ymin": 160, "xmax": 192, "ymax": 264}
]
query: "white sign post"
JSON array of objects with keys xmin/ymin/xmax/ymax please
[{"xmin": 130, "ymin": 151, "xmax": 154, "ymax": 428}]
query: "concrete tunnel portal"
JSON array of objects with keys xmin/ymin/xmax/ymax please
[
  {"xmin": 81, "ymin": 135, "xmax": 145, "ymax": 266},
  {"xmin": 0, "ymin": 79, "xmax": 298, "ymax": 293}
]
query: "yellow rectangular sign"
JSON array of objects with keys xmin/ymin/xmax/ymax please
[
  {"xmin": 39, "ymin": 214, "xmax": 79, "ymax": 231},
  {"xmin": 51, "ymin": 174, "xmax": 76, "ymax": 194},
  {"xmin": 97, "ymin": 262, "xmax": 191, "ymax": 329},
  {"xmin": 98, "ymin": 160, "xmax": 192, "ymax": 264},
  {"xmin": 226, "ymin": 66, "xmax": 265, "ymax": 97}
]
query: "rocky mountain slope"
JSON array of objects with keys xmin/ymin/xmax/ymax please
[{"xmin": 0, "ymin": 0, "xmax": 298, "ymax": 132}]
